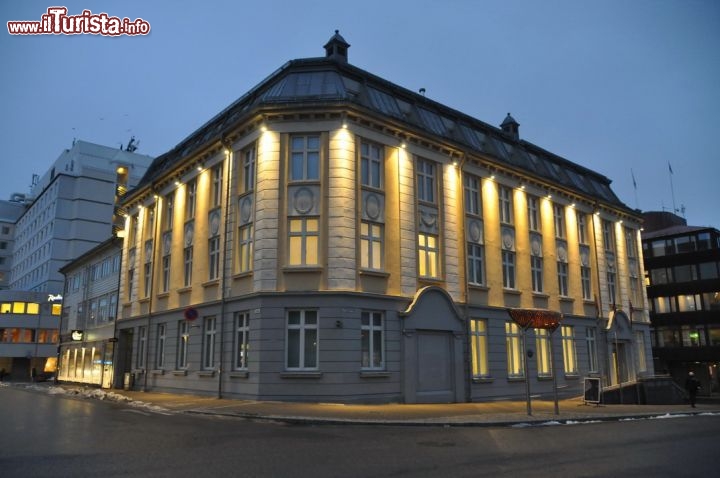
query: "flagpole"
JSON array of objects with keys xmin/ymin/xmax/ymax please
[
  {"xmin": 668, "ymin": 162, "xmax": 677, "ymax": 214},
  {"xmin": 631, "ymin": 169, "xmax": 639, "ymax": 210}
]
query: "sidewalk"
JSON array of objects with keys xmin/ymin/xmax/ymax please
[
  {"xmin": 6, "ymin": 381, "xmax": 720, "ymax": 426},
  {"xmin": 79, "ymin": 386, "xmax": 720, "ymax": 426}
]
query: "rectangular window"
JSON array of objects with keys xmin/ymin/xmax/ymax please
[
  {"xmin": 289, "ymin": 217, "xmax": 319, "ymax": 266},
  {"xmin": 470, "ymin": 319, "xmax": 489, "ymax": 378},
  {"xmin": 361, "ymin": 141, "xmax": 383, "ymax": 189},
  {"xmin": 145, "ymin": 206, "xmax": 155, "ymax": 238},
  {"xmin": 505, "ymin": 322, "xmax": 524, "ymax": 378},
  {"xmin": 499, "ymin": 186, "xmax": 513, "ymax": 224},
  {"xmin": 164, "ymin": 193, "xmax": 174, "ymax": 230},
  {"xmin": 143, "ymin": 262, "xmax": 152, "ymax": 298},
  {"xmin": 577, "ymin": 213, "xmax": 587, "ymax": 244},
  {"xmin": 586, "ymin": 327, "xmax": 598, "ymax": 372},
  {"xmin": 527, "ymin": 196, "xmax": 540, "ymax": 231},
  {"xmin": 561, "ymin": 326, "xmax": 577, "ymax": 375},
  {"xmin": 418, "ymin": 232, "xmax": 439, "ymax": 278},
  {"xmin": 137, "ymin": 326, "xmax": 147, "ymax": 368},
  {"xmin": 211, "ymin": 164, "xmax": 223, "ymax": 208},
  {"xmin": 603, "ymin": 220, "xmax": 615, "ymax": 252},
  {"xmin": 241, "ymin": 145, "xmax": 256, "ymax": 193},
  {"xmin": 607, "ymin": 270, "xmax": 617, "ymax": 306},
  {"xmin": 553, "ymin": 204, "xmax": 565, "ymax": 238},
  {"xmin": 238, "ymin": 224, "xmax": 253, "ymax": 273},
  {"xmin": 202, "ymin": 316, "xmax": 217, "ymax": 370},
  {"xmin": 581, "ymin": 265, "xmax": 592, "ymax": 300},
  {"xmin": 558, "ymin": 261, "xmax": 569, "ymax": 297},
  {"xmin": 290, "ymin": 135, "xmax": 320, "ymax": 181},
  {"xmin": 162, "ymin": 254, "xmax": 171, "ymax": 292},
  {"xmin": 417, "ymin": 158, "xmax": 436, "ymax": 203},
  {"xmin": 286, "ymin": 310, "xmax": 318, "ymax": 370},
  {"xmin": 464, "ymin": 175, "xmax": 481, "ymax": 215},
  {"xmin": 535, "ymin": 328, "xmax": 552, "ymax": 377},
  {"xmin": 127, "ymin": 268, "xmax": 134, "ymax": 301},
  {"xmin": 177, "ymin": 320, "xmax": 189, "ymax": 369},
  {"xmin": 467, "ymin": 243, "xmax": 485, "ymax": 285},
  {"xmin": 185, "ymin": 179, "xmax": 197, "ymax": 219},
  {"xmin": 183, "ymin": 246, "xmax": 193, "ymax": 287},
  {"xmin": 360, "ymin": 221, "xmax": 383, "ymax": 270},
  {"xmin": 156, "ymin": 323, "xmax": 166, "ymax": 369},
  {"xmin": 208, "ymin": 236, "xmax": 221, "ymax": 281},
  {"xmin": 361, "ymin": 311, "xmax": 384, "ymax": 369},
  {"xmin": 625, "ymin": 228, "xmax": 637, "ymax": 258},
  {"xmin": 502, "ymin": 250, "xmax": 516, "ymax": 289},
  {"xmin": 98, "ymin": 297, "xmax": 108, "ymax": 322},
  {"xmin": 109, "ymin": 294, "xmax": 117, "ymax": 321},
  {"xmin": 234, "ymin": 312, "xmax": 250, "ymax": 370},
  {"xmin": 531, "ymin": 256, "xmax": 543, "ymax": 293}
]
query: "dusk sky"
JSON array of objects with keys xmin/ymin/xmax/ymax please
[{"xmin": 2, "ymin": 0, "xmax": 718, "ymax": 228}]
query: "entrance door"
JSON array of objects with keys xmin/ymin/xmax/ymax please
[{"xmin": 416, "ymin": 332, "xmax": 454, "ymax": 403}]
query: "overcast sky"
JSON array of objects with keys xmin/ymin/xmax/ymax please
[{"xmin": 2, "ymin": 0, "xmax": 718, "ymax": 228}]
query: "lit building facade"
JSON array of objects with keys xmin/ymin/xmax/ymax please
[
  {"xmin": 642, "ymin": 211, "xmax": 720, "ymax": 394},
  {"xmin": 115, "ymin": 33, "xmax": 652, "ymax": 402},
  {"xmin": 57, "ymin": 237, "xmax": 122, "ymax": 387}
]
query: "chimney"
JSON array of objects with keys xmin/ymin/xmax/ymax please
[
  {"xmin": 323, "ymin": 30, "xmax": 350, "ymax": 63},
  {"xmin": 500, "ymin": 113, "xmax": 520, "ymax": 141}
]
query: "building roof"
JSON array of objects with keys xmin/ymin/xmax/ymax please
[
  {"xmin": 133, "ymin": 33, "xmax": 631, "ymax": 213},
  {"xmin": 642, "ymin": 224, "xmax": 714, "ymax": 241}
]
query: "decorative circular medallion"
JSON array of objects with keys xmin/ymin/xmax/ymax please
[
  {"xmin": 184, "ymin": 223, "xmax": 194, "ymax": 246},
  {"xmin": 420, "ymin": 211, "xmax": 437, "ymax": 227},
  {"xmin": 502, "ymin": 231, "xmax": 514, "ymax": 250},
  {"xmin": 531, "ymin": 238, "xmax": 542, "ymax": 256},
  {"xmin": 240, "ymin": 196, "xmax": 252, "ymax": 223},
  {"xmin": 469, "ymin": 220, "xmax": 482, "ymax": 243},
  {"xmin": 210, "ymin": 211, "xmax": 220, "ymax": 236},
  {"xmin": 557, "ymin": 245, "xmax": 567, "ymax": 262},
  {"xmin": 163, "ymin": 233, "xmax": 171, "ymax": 254},
  {"xmin": 365, "ymin": 193, "xmax": 380, "ymax": 220},
  {"xmin": 294, "ymin": 187, "xmax": 314, "ymax": 214},
  {"xmin": 580, "ymin": 250, "xmax": 589, "ymax": 267}
]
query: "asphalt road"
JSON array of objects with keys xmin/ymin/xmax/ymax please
[{"xmin": 1, "ymin": 386, "xmax": 717, "ymax": 477}]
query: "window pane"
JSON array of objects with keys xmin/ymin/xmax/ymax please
[
  {"xmin": 305, "ymin": 311, "xmax": 317, "ymax": 325},
  {"xmin": 287, "ymin": 329, "xmax": 300, "ymax": 367},
  {"xmin": 288, "ymin": 311, "xmax": 300, "ymax": 325},
  {"xmin": 304, "ymin": 329, "xmax": 317, "ymax": 367}
]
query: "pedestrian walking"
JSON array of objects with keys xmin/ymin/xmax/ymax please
[{"xmin": 685, "ymin": 371, "xmax": 701, "ymax": 408}]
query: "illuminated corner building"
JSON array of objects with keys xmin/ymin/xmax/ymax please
[
  {"xmin": 641, "ymin": 212, "xmax": 720, "ymax": 395},
  {"xmin": 114, "ymin": 32, "xmax": 652, "ymax": 403},
  {"xmin": 0, "ymin": 290, "xmax": 61, "ymax": 381},
  {"xmin": 1, "ymin": 140, "xmax": 152, "ymax": 380},
  {"xmin": 57, "ymin": 237, "xmax": 122, "ymax": 387}
]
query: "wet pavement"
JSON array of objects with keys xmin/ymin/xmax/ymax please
[
  {"xmin": 53, "ymin": 385, "xmax": 720, "ymax": 426},
  {"xmin": 5, "ymin": 381, "xmax": 719, "ymax": 426}
]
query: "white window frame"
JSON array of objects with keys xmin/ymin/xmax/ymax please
[
  {"xmin": 361, "ymin": 141, "xmax": 383, "ymax": 189},
  {"xmin": 238, "ymin": 223, "xmax": 253, "ymax": 273},
  {"xmin": 418, "ymin": 232, "xmax": 439, "ymax": 278},
  {"xmin": 417, "ymin": 158, "xmax": 436, "ymax": 203},
  {"xmin": 505, "ymin": 322, "xmax": 524, "ymax": 378},
  {"xmin": 464, "ymin": 174, "xmax": 481, "ymax": 216},
  {"xmin": 502, "ymin": 250, "xmax": 516, "ymax": 289},
  {"xmin": 531, "ymin": 255, "xmax": 543, "ymax": 293},
  {"xmin": 208, "ymin": 235, "xmax": 221, "ymax": 281},
  {"xmin": 137, "ymin": 326, "xmax": 147, "ymax": 369},
  {"xmin": 361, "ymin": 311, "xmax": 384, "ymax": 369},
  {"xmin": 211, "ymin": 164, "xmax": 223, "ymax": 208},
  {"xmin": 156, "ymin": 323, "xmax": 166, "ymax": 369},
  {"xmin": 164, "ymin": 193, "xmax": 174, "ymax": 230},
  {"xmin": 585, "ymin": 327, "xmax": 598, "ymax": 373},
  {"xmin": 561, "ymin": 325, "xmax": 577, "ymax": 375},
  {"xmin": 290, "ymin": 135, "xmax": 320, "ymax": 181},
  {"xmin": 241, "ymin": 145, "xmax": 256, "ymax": 193},
  {"xmin": 467, "ymin": 243, "xmax": 485, "ymax": 286},
  {"xmin": 553, "ymin": 204, "xmax": 565, "ymax": 239},
  {"xmin": 234, "ymin": 312, "xmax": 250, "ymax": 370},
  {"xmin": 202, "ymin": 316, "xmax": 217, "ymax": 370},
  {"xmin": 527, "ymin": 196, "xmax": 540, "ymax": 231},
  {"xmin": 360, "ymin": 221, "xmax": 384, "ymax": 270},
  {"xmin": 558, "ymin": 261, "xmax": 569, "ymax": 297},
  {"xmin": 289, "ymin": 217, "xmax": 319, "ymax": 266},
  {"xmin": 499, "ymin": 186, "xmax": 513, "ymax": 224},
  {"xmin": 535, "ymin": 328, "xmax": 552, "ymax": 377},
  {"xmin": 581, "ymin": 265, "xmax": 592, "ymax": 300},
  {"xmin": 470, "ymin": 319, "xmax": 489, "ymax": 378},
  {"xmin": 286, "ymin": 310, "xmax": 319, "ymax": 370},
  {"xmin": 183, "ymin": 246, "xmax": 193, "ymax": 287},
  {"xmin": 162, "ymin": 253, "xmax": 171, "ymax": 293},
  {"xmin": 177, "ymin": 320, "xmax": 189, "ymax": 369},
  {"xmin": 185, "ymin": 179, "xmax": 197, "ymax": 219},
  {"xmin": 577, "ymin": 212, "xmax": 587, "ymax": 244}
]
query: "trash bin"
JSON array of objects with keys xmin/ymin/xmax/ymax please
[{"xmin": 123, "ymin": 372, "xmax": 134, "ymax": 391}]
